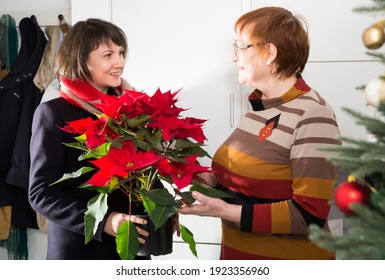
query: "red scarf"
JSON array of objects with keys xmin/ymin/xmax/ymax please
[{"xmin": 59, "ymin": 77, "xmax": 126, "ymax": 114}]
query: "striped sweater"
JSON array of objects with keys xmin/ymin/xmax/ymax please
[{"xmin": 212, "ymin": 76, "xmax": 341, "ymax": 259}]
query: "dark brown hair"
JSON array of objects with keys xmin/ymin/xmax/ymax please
[
  {"xmin": 235, "ymin": 7, "xmax": 309, "ymax": 79},
  {"xmin": 57, "ymin": 18, "xmax": 128, "ymax": 81}
]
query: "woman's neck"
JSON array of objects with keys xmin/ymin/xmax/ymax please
[{"xmin": 258, "ymin": 75, "xmax": 297, "ymax": 99}]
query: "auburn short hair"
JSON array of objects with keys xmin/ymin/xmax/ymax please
[{"xmin": 235, "ymin": 7, "xmax": 310, "ymax": 79}]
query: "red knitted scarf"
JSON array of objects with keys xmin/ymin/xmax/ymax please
[{"xmin": 59, "ymin": 77, "xmax": 125, "ymax": 114}]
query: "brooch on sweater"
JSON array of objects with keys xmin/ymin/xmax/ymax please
[{"xmin": 258, "ymin": 114, "xmax": 280, "ymax": 142}]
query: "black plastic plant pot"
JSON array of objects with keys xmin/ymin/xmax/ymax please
[{"xmin": 136, "ymin": 215, "xmax": 173, "ymax": 257}]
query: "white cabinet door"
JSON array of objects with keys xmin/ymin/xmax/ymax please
[
  {"xmin": 250, "ymin": 0, "xmax": 378, "ymax": 62},
  {"xmin": 72, "ymin": 0, "xmax": 112, "ymax": 22},
  {"xmin": 111, "ymin": 0, "xmax": 243, "ymax": 259},
  {"xmin": 112, "ymin": 0, "xmax": 243, "ymax": 167}
]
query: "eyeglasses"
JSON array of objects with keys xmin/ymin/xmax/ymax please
[
  {"xmin": 233, "ymin": 42, "xmax": 254, "ymax": 58},
  {"xmin": 233, "ymin": 41, "xmax": 263, "ymax": 58}
]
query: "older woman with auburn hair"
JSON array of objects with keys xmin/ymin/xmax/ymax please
[{"xmin": 179, "ymin": 7, "xmax": 341, "ymax": 260}]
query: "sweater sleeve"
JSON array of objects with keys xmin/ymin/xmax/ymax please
[{"xmin": 289, "ymin": 101, "xmax": 341, "ymax": 229}]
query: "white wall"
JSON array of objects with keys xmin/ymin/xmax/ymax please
[{"xmin": 1, "ymin": 0, "xmax": 383, "ymax": 260}]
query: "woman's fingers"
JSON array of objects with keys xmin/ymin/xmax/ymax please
[
  {"xmin": 128, "ymin": 215, "xmax": 148, "ymax": 225},
  {"xmin": 127, "ymin": 215, "xmax": 149, "ymax": 243},
  {"xmin": 135, "ymin": 225, "xmax": 149, "ymax": 237},
  {"xmin": 105, "ymin": 212, "xmax": 151, "ymax": 241},
  {"xmin": 137, "ymin": 236, "xmax": 146, "ymax": 244}
]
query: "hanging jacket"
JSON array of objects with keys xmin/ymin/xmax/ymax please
[
  {"xmin": 33, "ymin": 25, "xmax": 60, "ymax": 93},
  {"xmin": 0, "ymin": 14, "xmax": 18, "ymax": 81},
  {"xmin": 0, "ymin": 14, "xmax": 18, "ymax": 240},
  {"xmin": 0, "ymin": 17, "xmax": 47, "ymax": 229}
]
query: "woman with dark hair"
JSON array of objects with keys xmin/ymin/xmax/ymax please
[
  {"xmin": 179, "ymin": 7, "xmax": 341, "ymax": 260},
  {"xmin": 29, "ymin": 18, "xmax": 149, "ymax": 260}
]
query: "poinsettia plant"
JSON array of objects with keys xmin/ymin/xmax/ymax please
[{"xmin": 51, "ymin": 87, "xmax": 229, "ymax": 260}]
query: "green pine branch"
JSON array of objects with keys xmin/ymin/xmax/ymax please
[
  {"xmin": 309, "ymin": 191, "xmax": 385, "ymax": 259},
  {"xmin": 364, "ymin": 51, "xmax": 385, "ymax": 64},
  {"xmin": 309, "ymin": 0, "xmax": 385, "ymax": 260},
  {"xmin": 353, "ymin": 0, "xmax": 385, "ymax": 15},
  {"xmin": 341, "ymin": 107, "xmax": 385, "ymax": 141}
]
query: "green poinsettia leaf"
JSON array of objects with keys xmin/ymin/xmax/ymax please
[
  {"xmin": 132, "ymin": 138, "xmax": 155, "ymax": 151},
  {"xmin": 140, "ymin": 192, "xmax": 177, "ymax": 230},
  {"xmin": 158, "ymin": 176, "xmax": 173, "ymax": 185},
  {"xmin": 140, "ymin": 191, "xmax": 156, "ymax": 213},
  {"xmin": 74, "ymin": 134, "xmax": 86, "ymax": 143},
  {"xmin": 116, "ymin": 220, "xmax": 140, "ymax": 260},
  {"xmin": 146, "ymin": 129, "xmax": 163, "ymax": 146},
  {"xmin": 190, "ymin": 184, "xmax": 232, "ymax": 198},
  {"xmin": 180, "ymin": 224, "xmax": 197, "ymax": 258},
  {"xmin": 175, "ymin": 189, "xmax": 195, "ymax": 205},
  {"xmin": 175, "ymin": 139, "xmax": 211, "ymax": 158},
  {"xmin": 80, "ymin": 142, "xmax": 110, "ymax": 160},
  {"xmin": 177, "ymin": 146, "xmax": 211, "ymax": 159},
  {"xmin": 126, "ymin": 114, "xmax": 152, "ymax": 128},
  {"xmin": 120, "ymin": 129, "xmax": 136, "ymax": 139},
  {"xmin": 63, "ymin": 141, "xmax": 87, "ymax": 151},
  {"xmin": 84, "ymin": 193, "xmax": 108, "ymax": 244},
  {"xmin": 174, "ymin": 200, "xmax": 183, "ymax": 207},
  {"xmin": 151, "ymin": 204, "xmax": 177, "ymax": 230},
  {"xmin": 49, "ymin": 166, "xmax": 94, "ymax": 186},
  {"xmin": 134, "ymin": 127, "xmax": 148, "ymax": 137},
  {"xmin": 140, "ymin": 188, "xmax": 175, "ymax": 206},
  {"xmin": 79, "ymin": 184, "xmax": 116, "ymax": 193},
  {"xmin": 175, "ymin": 139, "xmax": 197, "ymax": 148}
]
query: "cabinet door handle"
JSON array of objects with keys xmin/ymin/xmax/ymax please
[{"xmin": 230, "ymin": 92, "xmax": 234, "ymax": 127}]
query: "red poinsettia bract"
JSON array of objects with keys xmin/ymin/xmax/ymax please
[
  {"xmin": 155, "ymin": 155, "xmax": 211, "ymax": 190},
  {"xmin": 148, "ymin": 115, "xmax": 207, "ymax": 143},
  {"xmin": 86, "ymin": 140, "xmax": 163, "ymax": 187},
  {"xmin": 55, "ymin": 88, "xmax": 222, "ymax": 260},
  {"xmin": 63, "ymin": 116, "xmax": 110, "ymax": 149}
]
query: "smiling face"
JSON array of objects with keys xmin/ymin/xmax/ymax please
[
  {"xmin": 233, "ymin": 7, "xmax": 310, "ymax": 83},
  {"xmin": 86, "ymin": 42, "xmax": 125, "ymax": 93},
  {"xmin": 233, "ymin": 30, "xmax": 271, "ymax": 88}
]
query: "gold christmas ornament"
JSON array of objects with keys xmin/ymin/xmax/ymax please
[{"xmin": 362, "ymin": 20, "xmax": 385, "ymax": 49}]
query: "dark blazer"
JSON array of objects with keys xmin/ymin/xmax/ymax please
[
  {"xmin": 0, "ymin": 17, "xmax": 47, "ymax": 228},
  {"xmin": 29, "ymin": 97, "xmax": 148, "ymax": 260}
]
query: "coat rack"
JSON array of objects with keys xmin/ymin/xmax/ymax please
[
  {"xmin": 58, "ymin": 14, "xmax": 70, "ymax": 33},
  {"xmin": 2, "ymin": 10, "xmax": 71, "ymax": 27}
]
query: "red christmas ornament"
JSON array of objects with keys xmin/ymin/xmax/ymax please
[{"xmin": 334, "ymin": 181, "xmax": 370, "ymax": 215}]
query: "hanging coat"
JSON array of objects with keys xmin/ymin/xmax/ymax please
[
  {"xmin": 33, "ymin": 25, "xmax": 60, "ymax": 93},
  {"xmin": 0, "ymin": 14, "xmax": 18, "ymax": 81},
  {"xmin": 0, "ymin": 17, "xmax": 47, "ymax": 229}
]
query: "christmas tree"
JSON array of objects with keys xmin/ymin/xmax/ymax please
[{"xmin": 308, "ymin": 0, "xmax": 385, "ymax": 260}]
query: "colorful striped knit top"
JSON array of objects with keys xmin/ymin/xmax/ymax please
[{"xmin": 212, "ymin": 76, "xmax": 341, "ymax": 259}]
